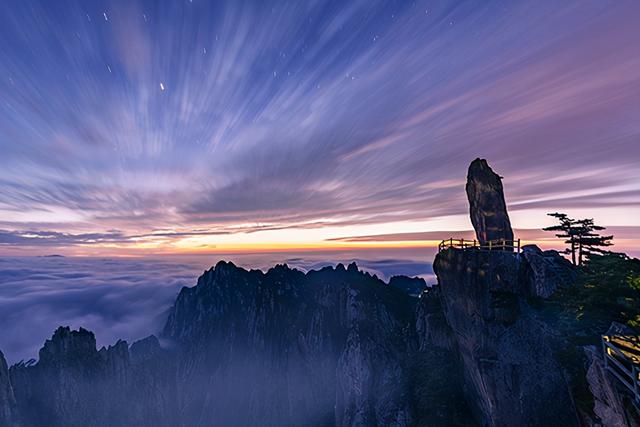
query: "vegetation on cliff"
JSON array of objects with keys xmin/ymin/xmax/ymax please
[
  {"xmin": 531, "ymin": 250, "xmax": 640, "ymax": 418},
  {"xmin": 541, "ymin": 251, "xmax": 640, "ymax": 338},
  {"xmin": 543, "ymin": 213, "xmax": 613, "ymax": 266},
  {"xmin": 563, "ymin": 252, "xmax": 640, "ymax": 330}
]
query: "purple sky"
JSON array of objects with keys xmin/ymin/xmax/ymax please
[{"xmin": 0, "ymin": 0, "xmax": 638, "ymax": 255}]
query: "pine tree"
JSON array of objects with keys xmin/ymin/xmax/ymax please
[
  {"xmin": 574, "ymin": 218, "xmax": 613, "ymax": 265},
  {"xmin": 543, "ymin": 213, "xmax": 579, "ymax": 265},
  {"xmin": 543, "ymin": 213, "xmax": 613, "ymax": 266}
]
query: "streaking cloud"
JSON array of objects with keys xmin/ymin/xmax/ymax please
[{"xmin": 0, "ymin": 0, "xmax": 638, "ymax": 254}]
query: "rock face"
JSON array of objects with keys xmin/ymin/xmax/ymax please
[
  {"xmin": 162, "ymin": 261, "xmax": 413, "ymax": 427},
  {"xmin": 521, "ymin": 244, "xmax": 577, "ymax": 298},
  {"xmin": 416, "ymin": 158, "xmax": 581, "ymax": 426},
  {"xmin": 466, "ymin": 158, "xmax": 514, "ymax": 246},
  {"xmin": 0, "ymin": 351, "xmax": 17, "ymax": 426},
  {"xmin": 9, "ymin": 327, "xmax": 177, "ymax": 427},
  {"xmin": 415, "ymin": 287, "xmax": 454, "ymax": 352},
  {"xmin": 582, "ymin": 322, "xmax": 640, "ymax": 427},
  {"xmin": 584, "ymin": 344, "xmax": 638, "ymax": 427},
  {"xmin": 389, "ymin": 275, "xmax": 427, "ymax": 297},
  {"xmin": 433, "ymin": 249, "xmax": 579, "ymax": 427}
]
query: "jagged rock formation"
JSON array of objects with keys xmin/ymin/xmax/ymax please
[
  {"xmin": 412, "ymin": 287, "xmax": 475, "ymax": 426},
  {"xmin": 422, "ymin": 158, "xmax": 581, "ymax": 426},
  {"xmin": 433, "ymin": 249, "xmax": 579, "ymax": 426},
  {"xmin": 389, "ymin": 275, "xmax": 427, "ymax": 297},
  {"xmin": 9, "ymin": 327, "xmax": 177, "ymax": 427},
  {"xmin": 0, "ymin": 351, "xmax": 17, "ymax": 426},
  {"xmin": 582, "ymin": 323, "xmax": 640, "ymax": 427},
  {"xmin": 466, "ymin": 158, "xmax": 514, "ymax": 247},
  {"xmin": 584, "ymin": 346, "xmax": 636, "ymax": 427},
  {"xmin": 2, "ymin": 263, "xmax": 421, "ymax": 427},
  {"xmin": 415, "ymin": 287, "xmax": 454, "ymax": 352},
  {"xmin": 521, "ymin": 244, "xmax": 577, "ymax": 298},
  {"xmin": 162, "ymin": 261, "xmax": 413, "ymax": 427}
]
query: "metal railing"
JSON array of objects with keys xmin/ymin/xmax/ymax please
[
  {"xmin": 438, "ymin": 238, "xmax": 521, "ymax": 253},
  {"xmin": 602, "ymin": 335, "xmax": 640, "ymax": 408}
]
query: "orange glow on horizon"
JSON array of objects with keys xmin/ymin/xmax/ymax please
[{"xmin": 4, "ymin": 236, "xmax": 638, "ymax": 259}]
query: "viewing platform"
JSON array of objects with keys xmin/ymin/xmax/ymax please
[
  {"xmin": 438, "ymin": 238, "xmax": 521, "ymax": 253},
  {"xmin": 602, "ymin": 334, "xmax": 640, "ymax": 410}
]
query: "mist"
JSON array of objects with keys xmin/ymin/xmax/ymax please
[{"xmin": 0, "ymin": 253, "xmax": 432, "ymax": 363}]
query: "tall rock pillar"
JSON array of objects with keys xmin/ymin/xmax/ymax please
[{"xmin": 465, "ymin": 158, "xmax": 514, "ymax": 247}]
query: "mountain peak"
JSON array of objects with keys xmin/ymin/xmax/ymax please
[{"xmin": 38, "ymin": 326, "xmax": 97, "ymax": 365}]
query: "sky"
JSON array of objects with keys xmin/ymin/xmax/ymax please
[{"xmin": 1, "ymin": 0, "xmax": 639, "ymax": 256}]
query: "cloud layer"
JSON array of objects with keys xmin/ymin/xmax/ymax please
[
  {"xmin": 0, "ymin": 253, "xmax": 431, "ymax": 363},
  {"xmin": 0, "ymin": 256, "xmax": 198, "ymax": 363}
]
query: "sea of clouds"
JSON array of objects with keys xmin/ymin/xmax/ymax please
[{"xmin": 0, "ymin": 254, "xmax": 432, "ymax": 363}]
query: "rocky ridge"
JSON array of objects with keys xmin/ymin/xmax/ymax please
[{"xmin": 4, "ymin": 263, "xmax": 418, "ymax": 427}]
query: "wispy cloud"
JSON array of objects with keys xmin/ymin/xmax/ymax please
[{"xmin": 0, "ymin": 0, "xmax": 637, "ymax": 253}]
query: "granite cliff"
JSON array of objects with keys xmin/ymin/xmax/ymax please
[
  {"xmin": 162, "ymin": 262, "xmax": 414, "ymax": 426},
  {"xmin": 0, "ymin": 351, "xmax": 17, "ymax": 426},
  {"xmin": 424, "ymin": 158, "xmax": 580, "ymax": 426}
]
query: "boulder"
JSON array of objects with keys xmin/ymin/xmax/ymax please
[
  {"xmin": 584, "ymin": 342, "xmax": 639, "ymax": 427},
  {"xmin": 466, "ymin": 158, "xmax": 514, "ymax": 247},
  {"xmin": 389, "ymin": 276, "xmax": 427, "ymax": 297},
  {"xmin": 521, "ymin": 244, "xmax": 577, "ymax": 298}
]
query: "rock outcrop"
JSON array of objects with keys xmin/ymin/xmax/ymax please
[
  {"xmin": 389, "ymin": 275, "xmax": 427, "ymax": 297},
  {"xmin": 420, "ymin": 158, "xmax": 581, "ymax": 426},
  {"xmin": 162, "ymin": 261, "xmax": 413, "ymax": 427},
  {"xmin": 466, "ymin": 158, "xmax": 513, "ymax": 247},
  {"xmin": 433, "ymin": 248, "xmax": 579, "ymax": 427},
  {"xmin": 9, "ymin": 327, "xmax": 177, "ymax": 427},
  {"xmin": 582, "ymin": 322, "xmax": 640, "ymax": 427},
  {"xmin": 521, "ymin": 244, "xmax": 577, "ymax": 298},
  {"xmin": 0, "ymin": 351, "xmax": 17, "ymax": 427},
  {"xmin": 584, "ymin": 345, "xmax": 637, "ymax": 427},
  {"xmin": 415, "ymin": 286, "xmax": 454, "ymax": 352}
]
